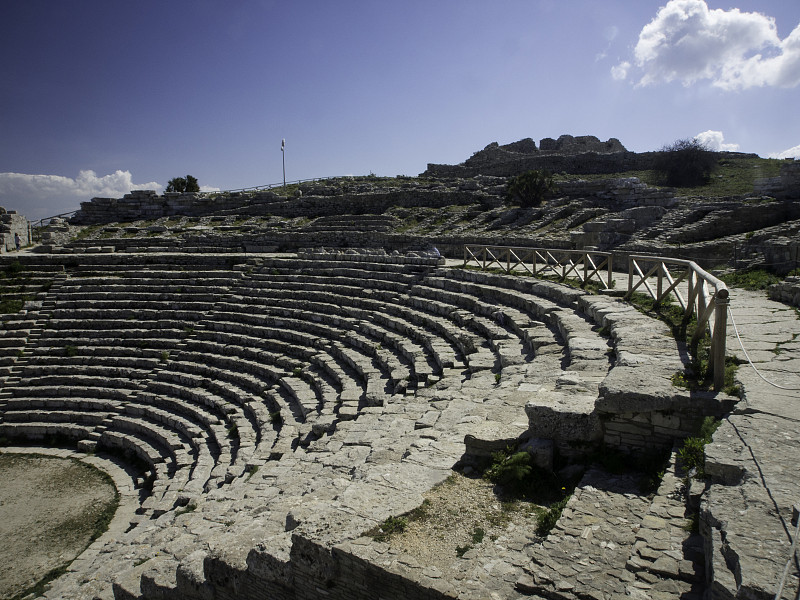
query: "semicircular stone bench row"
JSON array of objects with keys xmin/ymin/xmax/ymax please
[{"xmin": 0, "ymin": 256, "xmax": 626, "ymax": 526}]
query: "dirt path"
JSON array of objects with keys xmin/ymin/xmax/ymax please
[
  {"xmin": 378, "ymin": 471, "xmax": 545, "ymax": 573},
  {"xmin": 0, "ymin": 453, "xmax": 118, "ymax": 600}
]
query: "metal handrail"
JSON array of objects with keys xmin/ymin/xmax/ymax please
[
  {"xmin": 32, "ymin": 175, "xmax": 364, "ymax": 226},
  {"xmin": 33, "ymin": 210, "xmax": 79, "ymax": 228},
  {"xmin": 464, "ymin": 245, "xmax": 730, "ymax": 391},
  {"xmin": 194, "ymin": 175, "xmax": 378, "ymax": 197}
]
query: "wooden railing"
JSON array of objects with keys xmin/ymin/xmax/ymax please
[
  {"xmin": 625, "ymin": 255, "xmax": 729, "ymax": 390},
  {"xmin": 463, "ymin": 245, "xmax": 730, "ymax": 391},
  {"xmin": 463, "ymin": 245, "xmax": 615, "ymax": 290}
]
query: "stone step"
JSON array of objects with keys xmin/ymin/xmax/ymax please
[{"xmin": 517, "ymin": 464, "xmax": 704, "ymax": 600}]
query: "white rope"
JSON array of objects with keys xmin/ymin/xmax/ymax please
[
  {"xmin": 774, "ymin": 515, "xmax": 800, "ymax": 600},
  {"xmin": 728, "ymin": 307, "xmax": 800, "ymax": 391}
]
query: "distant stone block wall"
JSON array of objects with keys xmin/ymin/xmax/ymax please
[
  {"xmin": 0, "ymin": 207, "xmax": 31, "ymax": 253},
  {"xmin": 768, "ymin": 276, "xmax": 800, "ymax": 307},
  {"xmin": 71, "ymin": 188, "xmax": 496, "ymax": 226},
  {"xmin": 754, "ymin": 160, "xmax": 800, "ymax": 198}
]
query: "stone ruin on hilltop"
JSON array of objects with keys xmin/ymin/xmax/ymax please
[{"xmin": 423, "ymin": 134, "xmax": 642, "ymax": 178}]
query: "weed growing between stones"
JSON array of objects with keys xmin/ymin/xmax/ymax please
[
  {"xmin": 678, "ymin": 416, "xmax": 720, "ymax": 480},
  {"xmin": 0, "ymin": 298, "xmax": 24, "ymax": 313},
  {"xmin": 481, "ymin": 446, "xmax": 574, "ymax": 536},
  {"xmin": 368, "ymin": 515, "xmax": 409, "ymax": 542},
  {"xmin": 175, "ymin": 502, "xmax": 197, "ymax": 516},
  {"xmin": 533, "ymin": 496, "xmax": 570, "ymax": 537}
]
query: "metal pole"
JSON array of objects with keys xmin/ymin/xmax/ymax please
[{"xmin": 281, "ymin": 139, "xmax": 286, "ymax": 189}]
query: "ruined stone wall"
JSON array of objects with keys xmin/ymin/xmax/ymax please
[
  {"xmin": 71, "ymin": 189, "xmax": 498, "ymax": 226},
  {"xmin": 0, "ymin": 207, "xmax": 31, "ymax": 253},
  {"xmin": 34, "ymin": 217, "xmax": 74, "ymax": 253},
  {"xmin": 424, "ymin": 151, "xmax": 655, "ymax": 178},
  {"xmin": 754, "ymin": 160, "xmax": 800, "ymax": 199},
  {"xmin": 768, "ymin": 276, "xmax": 800, "ymax": 307}
]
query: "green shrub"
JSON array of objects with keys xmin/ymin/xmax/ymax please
[
  {"xmin": 535, "ymin": 495, "xmax": 570, "ymax": 536},
  {"xmin": 471, "ymin": 526, "xmax": 485, "ymax": 544},
  {"xmin": 370, "ymin": 515, "xmax": 407, "ymax": 542},
  {"xmin": 0, "ymin": 299, "xmax": 24, "ymax": 314},
  {"xmin": 718, "ymin": 268, "xmax": 780, "ymax": 291},
  {"xmin": 484, "ymin": 451, "xmax": 532, "ymax": 488},
  {"xmin": 653, "ymin": 138, "xmax": 718, "ymax": 187},
  {"xmin": 506, "ymin": 170, "xmax": 555, "ymax": 207},
  {"xmin": 678, "ymin": 416, "xmax": 720, "ymax": 478},
  {"xmin": 6, "ymin": 260, "xmax": 23, "ymax": 277}
]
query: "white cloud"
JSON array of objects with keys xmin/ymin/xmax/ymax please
[
  {"xmin": 611, "ymin": 61, "xmax": 630, "ymax": 80},
  {"xmin": 613, "ymin": 0, "xmax": 800, "ymax": 89},
  {"xmin": 694, "ymin": 130, "xmax": 739, "ymax": 151},
  {"xmin": 769, "ymin": 144, "xmax": 800, "ymax": 159},
  {"xmin": 603, "ymin": 25, "xmax": 619, "ymax": 42},
  {"xmin": 0, "ymin": 170, "xmax": 162, "ymax": 221},
  {"xmin": 200, "ymin": 185, "xmax": 221, "ymax": 193}
]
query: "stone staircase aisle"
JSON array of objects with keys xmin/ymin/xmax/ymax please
[{"xmin": 516, "ymin": 453, "xmax": 704, "ymax": 600}]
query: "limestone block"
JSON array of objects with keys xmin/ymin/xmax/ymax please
[{"xmin": 525, "ymin": 392, "xmax": 602, "ymax": 442}]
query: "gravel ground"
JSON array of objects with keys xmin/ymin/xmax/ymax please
[
  {"xmin": 0, "ymin": 453, "xmax": 118, "ymax": 600},
  {"xmin": 380, "ymin": 471, "xmax": 545, "ymax": 573}
]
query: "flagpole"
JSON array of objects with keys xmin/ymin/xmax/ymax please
[{"xmin": 281, "ymin": 139, "xmax": 286, "ymax": 190}]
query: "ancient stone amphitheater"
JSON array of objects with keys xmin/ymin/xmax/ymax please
[{"xmin": 2, "ymin": 138, "xmax": 799, "ymax": 599}]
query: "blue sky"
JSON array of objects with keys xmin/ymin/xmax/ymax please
[{"xmin": 1, "ymin": 0, "xmax": 799, "ymax": 220}]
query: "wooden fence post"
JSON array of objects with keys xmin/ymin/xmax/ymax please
[{"xmin": 712, "ymin": 289, "xmax": 730, "ymax": 391}]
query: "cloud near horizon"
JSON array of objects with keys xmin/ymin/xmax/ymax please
[
  {"xmin": 694, "ymin": 130, "xmax": 739, "ymax": 151},
  {"xmin": 769, "ymin": 144, "xmax": 800, "ymax": 159},
  {"xmin": 613, "ymin": 0, "xmax": 800, "ymax": 90},
  {"xmin": 0, "ymin": 170, "xmax": 162, "ymax": 220}
]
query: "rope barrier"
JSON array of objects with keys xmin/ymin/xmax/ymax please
[{"xmin": 728, "ymin": 306, "xmax": 800, "ymax": 391}]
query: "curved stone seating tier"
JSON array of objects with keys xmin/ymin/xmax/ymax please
[
  {"xmin": 216, "ymin": 298, "xmax": 437, "ymax": 386},
  {"xmin": 11, "ymin": 374, "xmax": 142, "ymax": 393},
  {"xmin": 15, "ymin": 359, "xmax": 154, "ymax": 382},
  {"xmin": 196, "ymin": 319, "xmax": 379, "ymax": 402},
  {"xmin": 258, "ymin": 255, "xmax": 437, "ymax": 276},
  {"xmin": 234, "ymin": 280, "xmax": 479, "ymax": 372}
]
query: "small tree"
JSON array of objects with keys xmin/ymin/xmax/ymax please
[
  {"xmin": 165, "ymin": 175, "xmax": 200, "ymax": 193},
  {"xmin": 653, "ymin": 139, "xmax": 718, "ymax": 187},
  {"xmin": 506, "ymin": 169, "xmax": 555, "ymax": 207}
]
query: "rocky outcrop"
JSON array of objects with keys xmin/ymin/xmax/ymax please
[{"xmin": 425, "ymin": 135, "xmax": 644, "ymax": 178}]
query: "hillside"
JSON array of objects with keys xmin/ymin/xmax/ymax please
[{"xmin": 57, "ymin": 143, "xmax": 800, "ymax": 274}]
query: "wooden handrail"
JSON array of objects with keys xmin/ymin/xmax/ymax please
[
  {"xmin": 463, "ymin": 245, "xmax": 730, "ymax": 391},
  {"xmin": 463, "ymin": 245, "xmax": 615, "ymax": 290}
]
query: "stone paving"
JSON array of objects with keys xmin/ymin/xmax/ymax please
[{"xmin": 703, "ymin": 287, "xmax": 800, "ymax": 599}]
